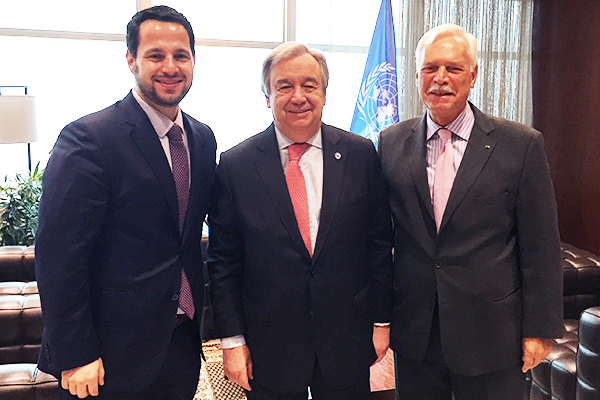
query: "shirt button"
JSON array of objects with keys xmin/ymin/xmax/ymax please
[
  {"xmin": 172, "ymin": 294, "xmax": 179, "ymax": 301},
  {"xmin": 434, "ymin": 261, "xmax": 442, "ymax": 269}
]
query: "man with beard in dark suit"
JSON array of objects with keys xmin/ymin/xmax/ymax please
[{"xmin": 35, "ymin": 6, "xmax": 216, "ymax": 399}]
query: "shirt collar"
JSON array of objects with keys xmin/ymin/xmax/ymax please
[
  {"xmin": 426, "ymin": 103, "xmax": 475, "ymax": 142},
  {"xmin": 132, "ymin": 88, "xmax": 185, "ymax": 137},
  {"xmin": 275, "ymin": 126, "xmax": 323, "ymax": 151}
]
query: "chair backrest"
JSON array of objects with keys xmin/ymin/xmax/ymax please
[
  {"xmin": 577, "ymin": 306, "xmax": 600, "ymax": 398},
  {"xmin": 0, "ymin": 246, "xmax": 36, "ymax": 283},
  {"xmin": 561, "ymin": 243, "xmax": 600, "ymax": 320}
]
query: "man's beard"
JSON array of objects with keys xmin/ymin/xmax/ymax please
[{"xmin": 136, "ymin": 76, "xmax": 191, "ymax": 107}]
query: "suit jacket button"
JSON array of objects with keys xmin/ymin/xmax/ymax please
[
  {"xmin": 172, "ymin": 294, "xmax": 179, "ymax": 301},
  {"xmin": 434, "ymin": 261, "xmax": 442, "ymax": 269},
  {"xmin": 311, "ymin": 271, "xmax": 317, "ymax": 278}
]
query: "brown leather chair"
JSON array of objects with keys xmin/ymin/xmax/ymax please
[
  {"xmin": 526, "ymin": 243, "xmax": 600, "ymax": 400},
  {"xmin": 0, "ymin": 246, "xmax": 59, "ymax": 400}
]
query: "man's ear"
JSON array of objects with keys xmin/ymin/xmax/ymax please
[
  {"xmin": 126, "ymin": 50, "xmax": 136, "ymax": 74},
  {"xmin": 470, "ymin": 65, "xmax": 478, "ymax": 88},
  {"xmin": 266, "ymin": 95, "xmax": 271, "ymax": 109}
]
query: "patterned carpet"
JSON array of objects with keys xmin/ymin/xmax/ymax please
[{"xmin": 195, "ymin": 340, "xmax": 246, "ymax": 400}]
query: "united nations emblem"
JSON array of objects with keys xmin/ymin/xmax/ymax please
[{"xmin": 354, "ymin": 62, "xmax": 399, "ymax": 143}]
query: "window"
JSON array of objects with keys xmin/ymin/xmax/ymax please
[{"xmin": 0, "ymin": 0, "xmax": 532, "ymax": 176}]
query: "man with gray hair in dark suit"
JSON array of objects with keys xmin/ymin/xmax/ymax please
[
  {"xmin": 208, "ymin": 41, "xmax": 394, "ymax": 400},
  {"xmin": 378, "ymin": 24, "xmax": 563, "ymax": 400}
]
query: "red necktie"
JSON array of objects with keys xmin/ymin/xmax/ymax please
[
  {"xmin": 286, "ymin": 143, "xmax": 312, "ymax": 256},
  {"xmin": 166, "ymin": 124, "xmax": 195, "ymax": 319},
  {"xmin": 433, "ymin": 128, "xmax": 455, "ymax": 232}
]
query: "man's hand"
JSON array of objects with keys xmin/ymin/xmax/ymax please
[
  {"xmin": 223, "ymin": 345, "xmax": 253, "ymax": 391},
  {"xmin": 522, "ymin": 337, "xmax": 553, "ymax": 372},
  {"xmin": 61, "ymin": 358, "xmax": 105, "ymax": 398},
  {"xmin": 372, "ymin": 325, "xmax": 390, "ymax": 365}
]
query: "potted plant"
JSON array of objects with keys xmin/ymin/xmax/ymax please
[{"xmin": 0, "ymin": 163, "xmax": 43, "ymax": 246}]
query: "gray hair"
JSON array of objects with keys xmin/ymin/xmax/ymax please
[
  {"xmin": 415, "ymin": 24, "xmax": 478, "ymax": 70},
  {"xmin": 261, "ymin": 41, "xmax": 329, "ymax": 97}
]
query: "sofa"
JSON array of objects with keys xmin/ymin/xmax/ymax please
[
  {"xmin": 1, "ymin": 242, "xmax": 599, "ymax": 400},
  {"xmin": 526, "ymin": 243, "xmax": 600, "ymax": 400},
  {"xmin": 0, "ymin": 246, "xmax": 58, "ymax": 400}
]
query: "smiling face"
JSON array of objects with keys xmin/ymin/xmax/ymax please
[
  {"xmin": 266, "ymin": 53, "xmax": 326, "ymax": 142},
  {"xmin": 127, "ymin": 19, "xmax": 194, "ymax": 120},
  {"xmin": 416, "ymin": 35, "xmax": 477, "ymax": 126}
]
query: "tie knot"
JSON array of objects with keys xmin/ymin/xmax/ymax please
[
  {"xmin": 167, "ymin": 124, "xmax": 183, "ymax": 142},
  {"xmin": 437, "ymin": 128, "xmax": 452, "ymax": 143},
  {"xmin": 288, "ymin": 143, "xmax": 309, "ymax": 162}
]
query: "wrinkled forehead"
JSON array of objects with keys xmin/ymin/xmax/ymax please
[{"xmin": 418, "ymin": 35, "xmax": 472, "ymax": 68}]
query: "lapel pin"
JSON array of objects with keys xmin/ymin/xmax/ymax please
[
  {"xmin": 334, "ymin": 152, "xmax": 342, "ymax": 160},
  {"xmin": 485, "ymin": 145, "xmax": 491, "ymax": 149}
]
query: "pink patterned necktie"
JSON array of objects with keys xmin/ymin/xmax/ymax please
[
  {"xmin": 433, "ymin": 128, "xmax": 455, "ymax": 232},
  {"xmin": 166, "ymin": 124, "xmax": 194, "ymax": 319},
  {"xmin": 286, "ymin": 143, "xmax": 312, "ymax": 256}
]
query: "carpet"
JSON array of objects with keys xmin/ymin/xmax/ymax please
[{"xmin": 195, "ymin": 340, "xmax": 246, "ymax": 400}]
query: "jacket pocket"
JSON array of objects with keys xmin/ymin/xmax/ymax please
[
  {"xmin": 491, "ymin": 285, "xmax": 521, "ymax": 302},
  {"xmin": 354, "ymin": 282, "xmax": 373, "ymax": 316}
]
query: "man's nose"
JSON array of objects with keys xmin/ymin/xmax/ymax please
[
  {"xmin": 433, "ymin": 67, "xmax": 448, "ymax": 83},
  {"xmin": 290, "ymin": 86, "xmax": 306, "ymax": 102},
  {"xmin": 161, "ymin": 56, "xmax": 178, "ymax": 74}
]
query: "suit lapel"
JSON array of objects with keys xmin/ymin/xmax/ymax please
[
  {"xmin": 312, "ymin": 124, "xmax": 344, "ymax": 263},
  {"xmin": 125, "ymin": 93, "xmax": 180, "ymax": 234},
  {"xmin": 408, "ymin": 116, "xmax": 435, "ymax": 222},
  {"xmin": 439, "ymin": 105, "xmax": 497, "ymax": 231},
  {"xmin": 253, "ymin": 125, "xmax": 312, "ymax": 260}
]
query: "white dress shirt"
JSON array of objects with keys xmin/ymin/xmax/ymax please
[
  {"xmin": 132, "ymin": 88, "xmax": 190, "ymax": 172},
  {"xmin": 275, "ymin": 127, "xmax": 323, "ymax": 252},
  {"xmin": 425, "ymin": 103, "xmax": 475, "ymax": 201},
  {"xmin": 221, "ymin": 127, "xmax": 324, "ymax": 349}
]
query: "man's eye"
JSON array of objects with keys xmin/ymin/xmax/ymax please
[
  {"xmin": 303, "ymin": 85, "xmax": 316, "ymax": 92},
  {"xmin": 278, "ymin": 86, "xmax": 292, "ymax": 92}
]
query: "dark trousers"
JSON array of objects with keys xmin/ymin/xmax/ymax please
[
  {"xmin": 245, "ymin": 356, "xmax": 370, "ymax": 400},
  {"xmin": 59, "ymin": 316, "xmax": 202, "ymax": 400},
  {"xmin": 394, "ymin": 309, "xmax": 526, "ymax": 400}
]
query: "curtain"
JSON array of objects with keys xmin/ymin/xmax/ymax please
[{"xmin": 395, "ymin": 0, "xmax": 534, "ymax": 125}]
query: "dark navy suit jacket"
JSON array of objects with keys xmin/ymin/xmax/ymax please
[
  {"xmin": 208, "ymin": 123, "xmax": 393, "ymax": 393},
  {"xmin": 35, "ymin": 92, "xmax": 216, "ymax": 392},
  {"xmin": 379, "ymin": 104, "xmax": 563, "ymax": 376}
]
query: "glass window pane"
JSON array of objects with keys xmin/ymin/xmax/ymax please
[
  {"xmin": 155, "ymin": 0, "xmax": 284, "ymax": 43},
  {"xmin": 182, "ymin": 46, "xmax": 275, "ymax": 153},
  {"xmin": 321, "ymin": 51, "xmax": 369, "ymax": 132},
  {"xmin": 297, "ymin": 0, "xmax": 377, "ymax": 46},
  {"xmin": 0, "ymin": 36, "xmax": 132, "ymax": 176},
  {"xmin": 0, "ymin": 0, "xmax": 136, "ymax": 34},
  {"xmin": 297, "ymin": 0, "xmax": 401, "ymax": 47}
]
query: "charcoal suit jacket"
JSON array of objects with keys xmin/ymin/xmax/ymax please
[
  {"xmin": 208, "ymin": 123, "xmax": 393, "ymax": 393},
  {"xmin": 378, "ymin": 103, "xmax": 563, "ymax": 376},
  {"xmin": 35, "ymin": 91, "xmax": 216, "ymax": 391}
]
